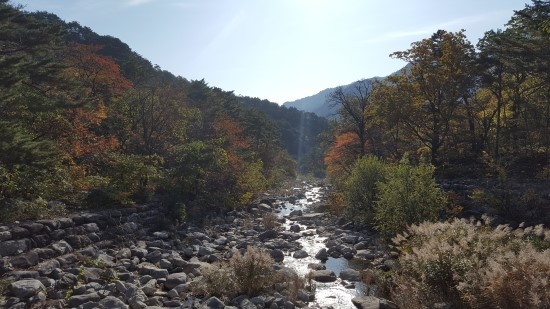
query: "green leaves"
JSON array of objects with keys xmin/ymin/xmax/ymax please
[{"xmin": 374, "ymin": 158, "xmax": 446, "ymax": 236}]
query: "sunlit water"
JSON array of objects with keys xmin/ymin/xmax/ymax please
[{"xmin": 275, "ymin": 184, "xmax": 366, "ymax": 309}]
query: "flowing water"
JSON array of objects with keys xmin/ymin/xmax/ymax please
[{"xmin": 275, "ymin": 184, "xmax": 367, "ymax": 309}]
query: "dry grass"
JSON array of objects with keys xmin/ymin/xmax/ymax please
[
  {"xmin": 390, "ymin": 218, "xmax": 550, "ymax": 309},
  {"xmin": 261, "ymin": 212, "xmax": 278, "ymax": 229}
]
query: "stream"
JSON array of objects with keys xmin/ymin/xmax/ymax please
[{"xmin": 273, "ymin": 184, "xmax": 368, "ymax": 309}]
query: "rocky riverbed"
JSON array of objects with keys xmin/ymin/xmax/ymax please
[{"xmin": 1, "ymin": 181, "xmax": 398, "ymax": 309}]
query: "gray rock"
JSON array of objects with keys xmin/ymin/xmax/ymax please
[
  {"xmin": 9, "ymin": 279, "xmax": 45, "ymax": 298},
  {"xmin": 198, "ymin": 246, "xmax": 214, "ymax": 257},
  {"xmin": 270, "ymin": 249, "xmax": 285, "ymax": 262},
  {"xmin": 289, "ymin": 209, "xmax": 303, "ymax": 217},
  {"xmin": 36, "ymin": 259, "xmax": 60, "ymax": 275},
  {"xmin": 52, "ymin": 240, "xmax": 73, "ymax": 254},
  {"xmin": 10, "ymin": 251, "xmax": 39, "ymax": 268},
  {"xmin": 164, "ymin": 272, "xmax": 187, "ymax": 289},
  {"xmin": 99, "ymin": 296, "xmax": 129, "ymax": 309},
  {"xmin": 117, "ymin": 248, "xmax": 132, "ymax": 259},
  {"xmin": 292, "ymin": 250, "xmax": 309, "ymax": 259},
  {"xmin": 145, "ymin": 250, "xmax": 162, "ymax": 263},
  {"xmin": 68, "ymin": 292, "xmax": 101, "ymax": 307},
  {"xmin": 258, "ymin": 203, "xmax": 272, "ymax": 211},
  {"xmin": 310, "ymin": 270, "xmax": 337, "ymax": 282},
  {"xmin": 314, "ymin": 248, "xmax": 328, "ymax": 260},
  {"xmin": 213, "ymin": 237, "xmax": 228, "ymax": 246},
  {"xmin": 259, "ymin": 229, "xmax": 278, "ymax": 241},
  {"xmin": 0, "ymin": 239, "xmax": 31, "ymax": 256},
  {"xmin": 340, "ymin": 268, "xmax": 361, "ymax": 281},
  {"xmin": 307, "ymin": 263, "xmax": 326, "ymax": 270},
  {"xmin": 141, "ymin": 279, "xmax": 157, "ymax": 296},
  {"xmin": 201, "ymin": 296, "xmax": 225, "ymax": 308},
  {"xmin": 351, "ymin": 296, "xmax": 398, "ymax": 309},
  {"xmin": 289, "ymin": 225, "xmax": 301, "ymax": 233},
  {"xmin": 0, "ymin": 231, "xmax": 11, "ymax": 241},
  {"xmin": 152, "ymin": 231, "xmax": 170, "ymax": 239},
  {"xmin": 138, "ymin": 264, "xmax": 169, "ymax": 279}
]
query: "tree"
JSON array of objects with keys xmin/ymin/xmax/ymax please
[
  {"xmin": 391, "ymin": 30, "xmax": 477, "ymax": 164},
  {"xmin": 374, "ymin": 157, "xmax": 446, "ymax": 235},
  {"xmin": 328, "ymin": 79, "xmax": 376, "ymax": 158}
]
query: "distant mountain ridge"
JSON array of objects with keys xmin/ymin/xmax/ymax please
[{"xmin": 283, "ymin": 67, "xmax": 408, "ymax": 118}]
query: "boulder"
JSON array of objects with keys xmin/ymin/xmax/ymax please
[
  {"xmin": 310, "ymin": 270, "xmax": 337, "ymax": 282},
  {"xmin": 259, "ymin": 229, "xmax": 278, "ymax": 241},
  {"xmin": 201, "ymin": 296, "xmax": 225, "ymax": 308},
  {"xmin": 289, "ymin": 225, "xmax": 301, "ymax": 233},
  {"xmin": 292, "ymin": 250, "xmax": 309, "ymax": 259},
  {"xmin": 9, "ymin": 279, "xmax": 45, "ymax": 298},
  {"xmin": 314, "ymin": 248, "xmax": 328, "ymax": 260},
  {"xmin": 164, "ymin": 272, "xmax": 187, "ymax": 290},
  {"xmin": 340, "ymin": 268, "xmax": 361, "ymax": 281},
  {"xmin": 270, "ymin": 249, "xmax": 285, "ymax": 262},
  {"xmin": 351, "ymin": 296, "xmax": 398, "ymax": 309},
  {"xmin": 258, "ymin": 203, "xmax": 272, "ymax": 212}
]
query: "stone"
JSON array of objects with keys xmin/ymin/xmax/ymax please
[
  {"xmin": 340, "ymin": 268, "xmax": 361, "ymax": 281},
  {"xmin": 142, "ymin": 279, "xmax": 157, "ymax": 296},
  {"xmin": 201, "ymin": 296, "xmax": 225, "ymax": 308},
  {"xmin": 270, "ymin": 249, "xmax": 285, "ymax": 262},
  {"xmin": 164, "ymin": 272, "xmax": 187, "ymax": 290},
  {"xmin": 310, "ymin": 270, "xmax": 337, "ymax": 282},
  {"xmin": 52, "ymin": 240, "xmax": 73, "ymax": 254},
  {"xmin": 213, "ymin": 237, "xmax": 228, "ymax": 246},
  {"xmin": 35, "ymin": 259, "xmax": 60, "ymax": 277},
  {"xmin": 68, "ymin": 292, "xmax": 101, "ymax": 308},
  {"xmin": 99, "ymin": 296, "xmax": 129, "ymax": 309},
  {"xmin": 82, "ymin": 223, "xmax": 100, "ymax": 233},
  {"xmin": 314, "ymin": 248, "xmax": 328, "ymax": 260},
  {"xmin": 259, "ymin": 229, "xmax": 278, "ymax": 241},
  {"xmin": 11, "ymin": 226, "xmax": 31, "ymax": 238},
  {"xmin": 145, "ymin": 250, "xmax": 162, "ymax": 263},
  {"xmin": 138, "ymin": 264, "xmax": 169, "ymax": 279},
  {"xmin": 9, "ymin": 279, "xmax": 45, "ymax": 298},
  {"xmin": 307, "ymin": 263, "xmax": 326, "ymax": 270},
  {"xmin": 351, "ymin": 296, "xmax": 398, "ymax": 309},
  {"xmin": 258, "ymin": 203, "xmax": 272, "ymax": 211},
  {"xmin": 289, "ymin": 225, "xmax": 301, "ymax": 233},
  {"xmin": 10, "ymin": 251, "xmax": 39, "ymax": 268},
  {"xmin": 0, "ymin": 239, "xmax": 31, "ymax": 256},
  {"xmin": 289, "ymin": 210, "xmax": 303, "ymax": 217},
  {"xmin": 66, "ymin": 234, "xmax": 92, "ymax": 249},
  {"xmin": 292, "ymin": 250, "xmax": 309, "ymax": 259}
]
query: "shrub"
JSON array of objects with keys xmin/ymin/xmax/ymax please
[
  {"xmin": 195, "ymin": 246, "xmax": 276, "ymax": 299},
  {"xmin": 374, "ymin": 157, "xmax": 446, "ymax": 236},
  {"xmin": 391, "ymin": 219, "xmax": 550, "ymax": 309},
  {"xmin": 344, "ymin": 155, "xmax": 386, "ymax": 224},
  {"xmin": 230, "ymin": 246, "xmax": 275, "ymax": 296},
  {"xmin": 1, "ymin": 197, "xmax": 67, "ymax": 223},
  {"xmin": 261, "ymin": 212, "xmax": 278, "ymax": 229}
]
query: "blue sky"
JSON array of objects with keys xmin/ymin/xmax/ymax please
[{"xmin": 16, "ymin": 0, "xmax": 527, "ymax": 104}]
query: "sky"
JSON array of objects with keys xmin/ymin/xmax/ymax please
[{"xmin": 15, "ymin": 0, "xmax": 528, "ymax": 104}]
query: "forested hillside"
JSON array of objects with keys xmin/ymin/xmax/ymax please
[{"xmin": 0, "ymin": 1, "xmax": 325, "ymax": 222}]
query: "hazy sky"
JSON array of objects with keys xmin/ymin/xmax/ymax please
[{"xmin": 16, "ymin": 0, "xmax": 527, "ymax": 104}]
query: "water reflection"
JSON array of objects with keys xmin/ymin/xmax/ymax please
[{"xmin": 276, "ymin": 185, "xmax": 366, "ymax": 309}]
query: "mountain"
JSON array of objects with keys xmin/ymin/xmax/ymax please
[{"xmin": 283, "ymin": 67, "xmax": 409, "ymax": 118}]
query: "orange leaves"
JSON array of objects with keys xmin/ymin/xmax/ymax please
[
  {"xmin": 64, "ymin": 43, "xmax": 132, "ymax": 98},
  {"xmin": 60, "ymin": 103, "xmax": 119, "ymax": 164},
  {"xmin": 324, "ymin": 132, "xmax": 363, "ymax": 180},
  {"xmin": 214, "ymin": 116, "xmax": 250, "ymax": 150}
]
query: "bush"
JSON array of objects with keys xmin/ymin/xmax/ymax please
[
  {"xmin": 391, "ymin": 219, "xmax": 550, "ymax": 309},
  {"xmin": 1, "ymin": 197, "xmax": 67, "ymax": 223},
  {"xmin": 374, "ymin": 157, "xmax": 446, "ymax": 235},
  {"xmin": 195, "ymin": 246, "xmax": 275, "ymax": 299},
  {"xmin": 344, "ymin": 155, "xmax": 386, "ymax": 224},
  {"xmin": 230, "ymin": 246, "xmax": 275, "ymax": 296}
]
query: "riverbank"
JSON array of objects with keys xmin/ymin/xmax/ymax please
[{"xmin": 1, "ymin": 181, "xmax": 396, "ymax": 309}]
